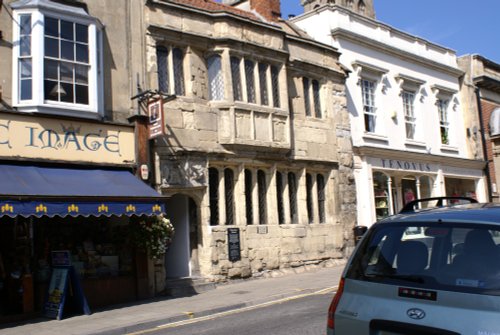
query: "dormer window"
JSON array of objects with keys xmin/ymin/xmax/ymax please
[{"xmin": 11, "ymin": 0, "xmax": 103, "ymax": 118}]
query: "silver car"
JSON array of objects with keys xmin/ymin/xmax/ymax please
[{"xmin": 327, "ymin": 198, "xmax": 500, "ymax": 335}]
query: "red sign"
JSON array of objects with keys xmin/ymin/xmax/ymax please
[{"xmin": 147, "ymin": 98, "xmax": 165, "ymax": 139}]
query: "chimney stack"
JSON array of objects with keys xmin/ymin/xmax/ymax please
[{"xmin": 250, "ymin": 0, "xmax": 281, "ymax": 22}]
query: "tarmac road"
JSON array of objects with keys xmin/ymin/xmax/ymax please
[{"xmin": 125, "ymin": 289, "xmax": 334, "ymax": 335}]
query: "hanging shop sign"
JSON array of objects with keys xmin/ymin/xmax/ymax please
[
  {"xmin": 0, "ymin": 112, "xmax": 135, "ymax": 165},
  {"xmin": 147, "ymin": 98, "xmax": 165, "ymax": 139}
]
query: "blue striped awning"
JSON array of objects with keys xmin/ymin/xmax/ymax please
[{"xmin": 0, "ymin": 164, "xmax": 165, "ymax": 218}]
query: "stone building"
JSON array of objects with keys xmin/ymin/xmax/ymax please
[
  {"xmin": 141, "ymin": 0, "xmax": 356, "ymax": 283},
  {"xmin": 293, "ymin": 0, "xmax": 488, "ymax": 227},
  {"xmin": 459, "ymin": 55, "xmax": 500, "ymax": 202},
  {"xmin": 0, "ymin": 0, "xmax": 168, "ymax": 321}
]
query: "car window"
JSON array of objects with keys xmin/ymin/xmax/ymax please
[{"xmin": 347, "ymin": 222, "xmax": 500, "ymax": 295}]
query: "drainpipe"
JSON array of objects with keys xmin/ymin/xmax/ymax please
[{"xmin": 475, "ymin": 87, "xmax": 493, "ymax": 201}]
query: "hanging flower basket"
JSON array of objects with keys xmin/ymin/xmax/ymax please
[{"xmin": 130, "ymin": 215, "xmax": 175, "ymax": 259}]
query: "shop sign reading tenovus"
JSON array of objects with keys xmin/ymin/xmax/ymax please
[{"xmin": 0, "ymin": 113, "xmax": 135, "ymax": 164}]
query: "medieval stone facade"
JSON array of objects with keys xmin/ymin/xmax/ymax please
[{"xmin": 143, "ymin": 0, "xmax": 356, "ymax": 282}]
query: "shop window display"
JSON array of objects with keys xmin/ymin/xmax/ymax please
[
  {"xmin": 373, "ymin": 172, "xmax": 390, "ymax": 220},
  {"xmin": 0, "ymin": 218, "xmax": 33, "ymax": 316},
  {"xmin": 33, "ymin": 217, "xmax": 133, "ymax": 282}
]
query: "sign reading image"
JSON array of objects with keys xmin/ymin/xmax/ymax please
[{"xmin": 0, "ymin": 113, "xmax": 135, "ymax": 164}]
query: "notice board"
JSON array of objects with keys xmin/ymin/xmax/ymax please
[{"xmin": 228, "ymin": 228, "xmax": 241, "ymax": 262}]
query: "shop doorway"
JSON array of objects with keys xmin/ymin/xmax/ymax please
[{"xmin": 164, "ymin": 195, "xmax": 199, "ymax": 278}]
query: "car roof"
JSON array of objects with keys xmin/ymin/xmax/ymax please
[{"xmin": 377, "ymin": 203, "xmax": 500, "ymax": 226}]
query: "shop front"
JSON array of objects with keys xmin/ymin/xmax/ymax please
[
  {"xmin": 0, "ymin": 112, "xmax": 165, "ymax": 322},
  {"xmin": 355, "ymin": 153, "xmax": 487, "ymax": 227}
]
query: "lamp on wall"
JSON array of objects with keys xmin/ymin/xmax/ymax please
[{"xmin": 49, "ymin": 83, "xmax": 67, "ymax": 98}]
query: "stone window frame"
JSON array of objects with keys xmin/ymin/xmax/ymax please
[
  {"xmin": 229, "ymin": 53, "xmax": 282, "ymax": 108},
  {"xmin": 11, "ymin": 0, "xmax": 103, "ymax": 117},
  {"xmin": 276, "ymin": 171, "xmax": 285, "ymax": 225},
  {"xmin": 306, "ymin": 172, "xmax": 328, "ymax": 224},
  {"xmin": 257, "ymin": 170, "xmax": 268, "ymax": 225},
  {"xmin": 244, "ymin": 169, "xmax": 254, "ymax": 225},
  {"xmin": 207, "ymin": 53, "xmax": 225, "ymax": 101},
  {"xmin": 208, "ymin": 167, "xmax": 220, "ymax": 226},
  {"xmin": 156, "ymin": 45, "xmax": 186, "ymax": 96},
  {"xmin": 302, "ymin": 77, "xmax": 322, "ymax": 118},
  {"xmin": 317, "ymin": 174, "xmax": 326, "ymax": 224},
  {"xmin": 224, "ymin": 168, "xmax": 235, "ymax": 226}
]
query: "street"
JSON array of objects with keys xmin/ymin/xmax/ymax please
[{"xmin": 127, "ymin": 290, "xmax": 333, "ymax": 335}]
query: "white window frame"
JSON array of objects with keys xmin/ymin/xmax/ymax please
[
  {"xmin": 361, "ymin": 78, "xmax": 376, "ymax": 133},
  {"xmin": 402, "ymin": 90, "xmax": 416, "ymax": 140},
  {"xmin": 11, "ymin": 1, "xmax": 103, "ymax": 118},
  {"xmin": 437, "ymin": 98, "xmax": 450, "ymax": 145}
]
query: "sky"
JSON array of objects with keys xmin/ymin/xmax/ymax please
[{"xmin": 281, "ymin": 0, "xmax": 500, "ymax": 64}]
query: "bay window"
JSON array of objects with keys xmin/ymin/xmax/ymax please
[{"xmin": 12, "ymin": 1, "xmax": 102, "ymax": 116}]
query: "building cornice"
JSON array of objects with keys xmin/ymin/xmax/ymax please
[
  {"xmin": 147, "ymin": 24, "xmax": 290, "ymax": 60},
  {"xmin": 331, "ymin": 28, "xmax": 464, "ymax": 78},
  {"xmin": 147, "ymin": 0, "xmax": 283, "ymax": 33},
  {"xmin": 474, "ymin": 75, "xmax": 500, "ymax": 94},
  {"xmin": 293, "ymin": 4, "xmax": 455, "ymax": 55}
]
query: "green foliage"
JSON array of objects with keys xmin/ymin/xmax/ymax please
[{"xmin": 130, "ymin": 215, "xmax": 174, "ymax": 259}]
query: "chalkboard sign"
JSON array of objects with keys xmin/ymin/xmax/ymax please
[
  {"xmin": 43, "ymin": 266, "xmax": 90, "ymax": 320},
  {"xmin": 228, "ymin": 228, "xmax": 241, "ymax": 262}
]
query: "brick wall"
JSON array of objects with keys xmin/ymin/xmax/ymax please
[{"xmin": 250, "ymin": 0, "xmax": 281, "ymax": 21}]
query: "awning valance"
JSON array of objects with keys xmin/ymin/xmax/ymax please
[{"xmin": 0, "ymin": 164, "xmax": 165, "ymax": 218}]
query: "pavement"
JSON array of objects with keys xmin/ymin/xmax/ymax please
[{"xmin": 0, "ymin": 263, "xmax": 344, "ymax": 335}]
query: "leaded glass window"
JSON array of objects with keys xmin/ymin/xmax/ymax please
[
  {"xmin": 312, "ymin": 79, "xmax": 321, "ymax": 118},
  {"xmin": 288, "ymin": 172, "xmax": 298, "ymax": 224},
  {"xmin": 231, "ymin": 56, "xmax": 242, "ymax": 101},
  {"xmin": 224, "ymin": 168, "xmax": 235, "ymax": 226},
  {"xmin": 257, "ymin": 170, "xmax": 267, "ymax": 225},
  {"xmin": 245, "ymin": 59, "xmax": 256, "ymax": 103},
  {"xmin": 208, "ymin": 55, "xmax": 224, "ymax": 101},
  {"xmin": 259, "ymin": 63, "xmax": 269, "ymax": 106},
  {"xmin": 209, "ymin": 168, "xmax": 219, "ymax": 226},
  {"xmin": 276, "ymin": 171, "xmax": 285, "ymax": 225},
  {"xmin": 157, "ymin": 47, "xmax": 169, "ymax": 93},
  {"xmin": 173, "ymin": 48, "xmax": 185, "ymax": 96},
  {"xmin": 306, "ymin": 173, "xmax": 314, "ymax": 224},
  {"xmin": 303, "ymin": 77, "xmax": 311, "ymax": 117},
  {"xmin": 317, "ymin": 174, "xmax": 326, "ymax": 223},
  {"xmin": 271, "ymin": 65, "xmax": 280, "ymax": 108},
  {"xmin": 245, "ymin": 169, "xmax": 253, "ymax": 225}
]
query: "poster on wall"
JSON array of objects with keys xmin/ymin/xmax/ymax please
[{"xmin": 228, "ymin": 228, "xmax": 241, "ymax": 262}]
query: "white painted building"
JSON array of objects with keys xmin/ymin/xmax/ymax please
[{"xmin": 292, "ymin": 2, "xmax": 487, "ymax": 227}]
